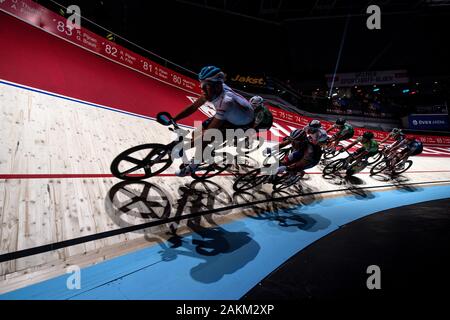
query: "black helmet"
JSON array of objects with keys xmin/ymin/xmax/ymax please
[
  {"xmin": 336, "ymin": 118, "xmax": 346, "ymax": 125},
  {"xmin": 290, "ymin": 129, "xmax": 306, "ymax": 140},
  {"xmin": 362, "ymin": 131, "xmax": 374, "ymax": 140}
]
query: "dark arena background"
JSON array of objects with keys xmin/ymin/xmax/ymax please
[{"xmin": 1, "ymin": 0, "xmax": 450, "ymax": 314}]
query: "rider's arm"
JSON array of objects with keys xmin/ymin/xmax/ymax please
[
  {"xmin": 379, "ymin": 134, "xmax": 391, "ymax": 145},
  {"xmin": 278, "ymin": 139, "xmax": 291, "ymax": 149},
  {"xmin": 203, "ymin": 116, "xmax": 224, "ymax": 131},
  {"xmin": 343, "ymin": 138, "xmax": 359, "ymax": 151},
  {"xmin": 173, "ymin": 96, "xmax": 207, "ymax": 122},
  {"xmin": 326, "ymin": 125, "xmax": 336, "ymax": 133},
  {"xmin": 391, "ymin": 139, "xmax": 407, "ymax": 152}
]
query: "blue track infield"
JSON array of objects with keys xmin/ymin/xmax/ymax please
[{"xmin": 1, "ymin": 183, "xmax": 449, "ymax": 300}]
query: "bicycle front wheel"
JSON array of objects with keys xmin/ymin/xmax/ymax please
[
  {"xmin": 367, "ymin": 152, "xmax": 382, "ymax": 165},
  {"xmin": 323, "ymin": 159, "xmax": 346, "ymax": 176},
  {"xmin": 370, "ymin": 159, "xmax": 389, "ymax": 176},
  {"xmin": 110, "ymin": 144, "xmax": 172, "ymax": 181},
  {"xmin": 233, "ymin": 168, "xmax": 266, "ymax": 192},
  {"xmin": 393, "ymin": 160, "xmax": 413, "ymax": 175}
]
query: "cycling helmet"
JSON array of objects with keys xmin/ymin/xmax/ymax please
[
  {"xmin": 362, "ymin": 131, "xmax": 374, "ymax": 140},
  {"xmin": 198, "ymin": 66, "xmax": 225, "ymax": 82},
  {"xmin": 250, "ymin": 96, "xmax": 264, "ymax": 108},
  {"xmin": 336, "ymin": 118, "xmax": 346, "ymax": 125},
  {"xmin": 309, "ymin": 119, "xmax": 322, "ymax": 128},
  {"xmin": 290, "ymin": 129, "xmax": 306, "ymax": 141},
  {"xmin": 391, "ymin": 128, "xmax": 401, "ymax": 134}
]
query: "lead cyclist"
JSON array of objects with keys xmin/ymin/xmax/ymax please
[{"xmin": 172, "ymin": 66, "xmax": 255, "ymax": 176}]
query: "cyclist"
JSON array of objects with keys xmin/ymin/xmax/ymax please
[
  {"xmin": 342, "ymin": 131, "xmax": 379, "ymax": 162},
  {"xmin": 267, "ymin": 129, "xmax": 323, "ymax": 176},
  {"xmin": 388, "ymin": 135, "xmax": 423, "ymax": 169},
  {"xmin": 173, "ymin": 66, "xmax": 255, "ymax": 176},
  {"xmin": 378, "ymin": 128, "xmax": 406, "ymax": 157},
  {"xmin": 326, "ymin": 118, "xmax": 354, "ymax": 148},
  {"xmin": 249, "ymin": 95, "xmax": 273, "ymax": 130},
  {"xmin": 303, "ymin": 119, "xmax": 329, "ymax": 146}
]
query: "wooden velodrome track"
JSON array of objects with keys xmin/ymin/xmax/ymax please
[{"xmin": 1, "ymin": 81, "xmax": 450, "ymax": 294}]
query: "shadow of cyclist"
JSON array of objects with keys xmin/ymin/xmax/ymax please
[{"xmin": 151, "ymin": 218, "xmax": 260, "ymax": 284}]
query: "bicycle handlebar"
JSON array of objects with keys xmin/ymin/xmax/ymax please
[{"xmin": 156, "ymin": 112, "xmax": 180, "ymax": 130}]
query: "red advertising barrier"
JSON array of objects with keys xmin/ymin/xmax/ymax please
[
  {"xmin": 268, "ymin": 107, "xmax": 450, "ymax": 147},
  {"xmin": 0, "ymin": 0, "xmax": 201, "ymax": 94}
]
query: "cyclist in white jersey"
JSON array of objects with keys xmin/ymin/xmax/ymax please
[
  {"xmin": 173, "ymin": 66, "xmax": 255, "ymax": 176},
  {"xmin": 303, "ymin": 119, "xmax": 329, "ymax": 146}
]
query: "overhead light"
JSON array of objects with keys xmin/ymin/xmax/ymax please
[
  {"xmin": 392, "ymin": 84, "xmax": 396, "ymax": 87},
  {"xmin": 373, "ymin": 88, "xmax": 380, "ymax": 92},
  {"xmin": 402, "ymin": 89, "xmax": 410, "ymax": 93},
  {"xmin": 332, "ymin": 93, "xmax": 338, "ymax": 97}
]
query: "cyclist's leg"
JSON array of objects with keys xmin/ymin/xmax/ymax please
[
  {"xmin": 351, "ymin": 147, "xmax": 365, "ymax": 160},
  {"xmin": 365, "ymin": 150, "xmax": 378, "ymax": 161}
]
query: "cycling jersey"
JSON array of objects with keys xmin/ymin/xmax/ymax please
[
  {"xmin": 303, "ymin": 126, "xmax": 329, "ymax": 145},
  {"xmin": 211, "ymin": 84, "xmax": 254, "ymax": 126},
  {"xmin": 356, "ymin": 137, "xmax": 379, "ymax": 153},
  {"xmin": 286, "ymin": 142, "xmax": 322, "ymax": 168},
  {"xmin": 337, "ymin": 123, "xmax": 354, "ymax": 138},
  {"xmin": 253, "ymin": 104, "xmax": 273, "ymax": 130}
]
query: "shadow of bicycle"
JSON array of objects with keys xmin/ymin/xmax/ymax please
[
  {"xmin": 105, "ymin": 179, "xmax": 235, "ymax": 235},
  {"xmin": 104, "ymin": 180, "xmax": 173, "ymax": 234},
  {"xmin": 232, "ymin": 188, "xmax": 330, "ymax": 232}
]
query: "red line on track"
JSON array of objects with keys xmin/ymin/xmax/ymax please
[{"xmin": 2, "ymin": 170, "xmax": 450, "ymax": 180}]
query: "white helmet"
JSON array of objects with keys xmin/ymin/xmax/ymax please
[
  {"xmin": 249, "ymin": 96, "xmax": 264, "ymax": 108},
  {"xmin": 309, "ymin": 119, "xmax": 321, "ymax": 128}
]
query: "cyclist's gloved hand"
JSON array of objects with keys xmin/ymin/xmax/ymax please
[
  {"xmin": 276, "ymin": 166, "xmax": 287, "ymax": 174},
  {"xmin": 264, "ymin": 147, "xmax": 272, "ymax": 156}
]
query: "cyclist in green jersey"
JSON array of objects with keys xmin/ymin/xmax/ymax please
[
  {"xmin": 326, "ymin": 118, "xmax": 354, "ymax": 148},
  {"xmin": 342, "ymin": 131, "xmax": 379, "ymax": 161}
]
